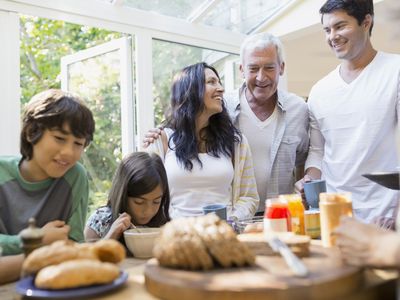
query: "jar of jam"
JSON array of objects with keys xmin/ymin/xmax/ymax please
[{"xmin": 264, "ymin": 198, "xmax": 291, "ymax": 236}]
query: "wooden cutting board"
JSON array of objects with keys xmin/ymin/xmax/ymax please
[{"xmin": 144, "ymin": 242, "xmax": 362, "ymax": 300}]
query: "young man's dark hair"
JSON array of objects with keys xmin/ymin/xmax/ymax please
[
  {"xmin": 20, "ymin": 89, "xmax": 95, "ymax": 160},
  {"xmin": 320, "ymin": 0, "xmax": 374, "ymax": 35}
]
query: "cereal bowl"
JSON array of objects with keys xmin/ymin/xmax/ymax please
[{"xmin": 123, "ymin": 228, "xmax": 160, "ymax": 258}]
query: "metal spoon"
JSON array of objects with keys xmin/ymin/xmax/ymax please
[{"xmin": 129, "ymin": 222, "xmax": 141, "ymax": 233}]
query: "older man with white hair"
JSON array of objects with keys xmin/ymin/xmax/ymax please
[{"xmin": 224, "ymin": 32, "xmax": 309, "ymax": 215}]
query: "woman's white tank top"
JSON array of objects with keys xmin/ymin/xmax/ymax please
[{"xmin": 164, "ymin": 128, "xmax": 234, "ymax": 219}]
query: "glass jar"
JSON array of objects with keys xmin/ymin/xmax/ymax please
[
  {"xmin": 280, "ymin": 194, "xmax": 305, "ymax": 235},
  {"xmin": 304, "ymin": 209, "xmax": 321, "ymax": 239},
  {"xmin": 264, "ymin": 198, "xmax": 291, "ymax": 236},
  {"xmin": 319, "ymin": 192, "xmax": 352, "ymax": 247}
]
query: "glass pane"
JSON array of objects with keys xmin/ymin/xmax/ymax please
[
  {"xmin": 201, "ymin": 0, "xmax": 293, "ymax": 33},
  {"xmin": 152, "ymin": 39, "xmax": 240, "ymax": 125},
  {"xmin": 123, "ymin": 0, "xmax": 205, "ymax": 19},
  {"xmin": 19, "ymin": 15, "xmax": 124, "ymax": 214},
  {"xmin": 122, "ymin": 0, "xmax": 292, "ymax": 34},
  {"xmin": 67, "ymin": 51, "xmax": 122, "ymax": 212}
]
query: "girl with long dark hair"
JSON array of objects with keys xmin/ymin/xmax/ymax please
[{"xmin": 84, "ymin": 152, "xmax": 170, "ymax": 241}]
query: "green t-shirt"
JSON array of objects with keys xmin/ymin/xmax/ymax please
[{"xmin": 0, "ymin": 156, "xmax": 89, "ymax": 255}]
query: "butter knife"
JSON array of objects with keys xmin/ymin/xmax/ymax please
[{"xmin": 267, "ymin": 236, "xmax": 309, "ymax": 277}]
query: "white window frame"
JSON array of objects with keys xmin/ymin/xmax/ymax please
[
  {"xmin": 0, "ymin": 10, "xmax": 20, "ymax": 156},
  {"xmin": 61, "ymin": 37, "xmax": 135, "ymax": 155},
  {"xmin": 0, "ymin": 0, "xmax": 244, "ymax": 152}
]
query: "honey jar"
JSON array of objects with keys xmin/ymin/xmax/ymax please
[
  {"xmin": 304, "ymin": 209, "xmax": 321, "ymax": 239},
  {"xmin": 319, "ymin": 192, "xmax": 352, "ymax": 247}
]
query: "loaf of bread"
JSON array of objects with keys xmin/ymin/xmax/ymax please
[
  {"xmin": 89, "ymin": 239, "xmax": 126, "ymax": 264},
  {"xmin": 154, "ymin": 214, "xmax": 255, "ymax": 270},
  {"xmin": 35, "ymin": 259, "xmax": 120, "ymax": 289},
  {"xmin": 22, "ymin": 239, "xmax": 125, "ymax": 275}
]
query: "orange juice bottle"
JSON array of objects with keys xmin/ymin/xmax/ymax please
[{"xmin": 279, "ymin": 194, "xmax": 305, "ymax": 235}]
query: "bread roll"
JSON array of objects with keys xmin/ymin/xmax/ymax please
[
  {"xmin": 155, "ymin": 214, "xmax": 255, "ymax": 270},
  {"xmin": 22, "ymin": 240, "xmax": 81, "ymax": 275},
  {"xmin": 22, "ymin": 239, "xmax": 125, "ymax": 275},
  {"xmin": 35, "ymin": 259, "xmax": 120, "ymax": 289},
  {"xmin": 90, "ymin": 239, "xmax": 126, "ymax": 263}
]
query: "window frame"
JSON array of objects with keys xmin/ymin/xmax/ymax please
[
  {"xmin": 61, "ymin": 37, "xmax": 135, "ymax": 155},
  {"xmin": 0, "ymin": 0, "xmax": 242, "ymax": 153}
]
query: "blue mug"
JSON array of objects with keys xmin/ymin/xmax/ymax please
[
  {"xmin": 304, "ymin": 180, "xmax": 327, "ymax": 209},
  {"xmin": 202, "ymin": 204, "xmax": 227, "ymax": 220}
]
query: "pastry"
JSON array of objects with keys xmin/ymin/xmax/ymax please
[
  {"xmin": 35, "ymin": 259, "xmax": 120, "ymax": 289},
  {"xmin": 22, "ymin": 240, "xmax": 80, "ymax": 275},
  {"xmin": 22, "ymin": 239, "xmax": 125, "ymax": 275},
  {"xmin": 90, "ymin": 239, "xmax": 126, "ymax": 263},
  {"xmin": 154, "ymin": 214, "xmax": 255, "ymax": 270}
]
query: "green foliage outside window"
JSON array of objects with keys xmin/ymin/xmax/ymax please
[
  {"xmin": 20, "ymin": 15, "xmax": 123, "ymax": 215},
  {"xmin": 152, "ymin": 41, "xmax": 203, "ymax": 125},
  {"xmin": 19, "ymin": 15, "xmax": 239, "ymax": 219}
]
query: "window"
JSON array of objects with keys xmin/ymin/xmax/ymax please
[
  {"xmin": 20, "ymin": 15, "xmax": 128, "ymax": 212},
  {"xmin": 152, "ymin": 39, "xmax": 241, "ymax": 125}
]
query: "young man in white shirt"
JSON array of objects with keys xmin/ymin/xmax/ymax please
[{"xmin": 296, "ymin": 0, "xmax": 400, "ymax": 223}]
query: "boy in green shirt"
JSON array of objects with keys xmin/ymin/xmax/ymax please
[{"xmin": 0, "ymin": 89, "xmax": 95, "ymax": 258}]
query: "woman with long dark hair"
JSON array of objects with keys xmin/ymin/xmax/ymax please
[{"xmin": 148, "ymin": 62, "xmax": 259, "ymax": 221}]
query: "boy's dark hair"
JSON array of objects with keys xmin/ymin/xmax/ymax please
[
  {"xmin": 320, "ymin": 0, "xmax": 374, "ymax": 35},
  {"xmin": 20, "ymin": 89, "xmax": 95, "ymax": 160}
]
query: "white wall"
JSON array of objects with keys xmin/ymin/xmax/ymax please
[{"xmin": 0, "ymin": 10, "xmax": 20, "ymax": 155}]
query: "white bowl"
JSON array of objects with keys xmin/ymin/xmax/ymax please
[{"xmin": 123, "ymin": 227, "xmax": 160, "ymax": 258}]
